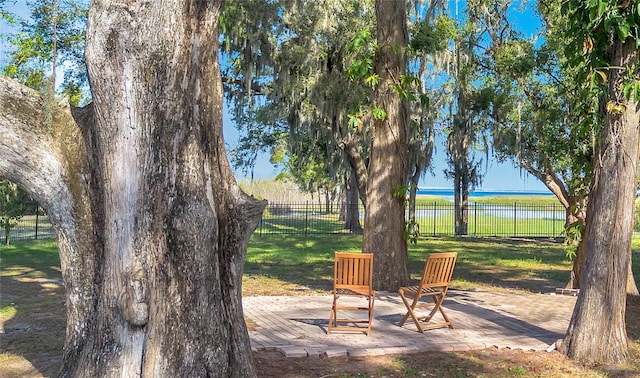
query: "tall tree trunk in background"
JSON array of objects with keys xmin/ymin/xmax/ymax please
[
  {"xmin": 452, "ymin": 151, "xmax": 470, "ymax": 236},
  {"xmin": 0, "ymin": 0, "xmax": 266, "ymax": 376},
  {"xmin": 345, "ymin": 172, "xmax": 363, "ymax": 233},
  {"xmin": 363, "ymin": 0, "xmax": 410, "ymax": 291},
  {"xmin": 340, "ymin": 137, "xmax": 368, "ymax": 209},
  {"xmin": 449, "ymin": 37, "xmax": 471, "ymax": 236},
  {"xmin": 560, "ymin": 40, "xmax": 638, "ymax": 364}
]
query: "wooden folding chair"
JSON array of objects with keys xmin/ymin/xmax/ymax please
[
  {"xmin": 328, "ymin": 252, "xmax": 376, "ymax": 336},
  {"xmin": 398, "ymin": 252, "xmax": 457, "ymax": 332}
]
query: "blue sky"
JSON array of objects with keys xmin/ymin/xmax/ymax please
[{"xmin": 3, "ymin": 0, "xmax": 550, "ymax": 193}]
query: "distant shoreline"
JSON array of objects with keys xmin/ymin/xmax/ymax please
[{"xmin": 416, "ymin": 188, "xmax": 553, "ymax": 197}]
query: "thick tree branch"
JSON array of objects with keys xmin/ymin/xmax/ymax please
[
  {"xmin": 1, "ymin": 76, "xmax": 68, "ymax": 205},
  {"xmin": 0, "ymin": 75, "xmax": 99, "ymax": 372}
]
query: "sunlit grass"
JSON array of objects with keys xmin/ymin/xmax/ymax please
[
  {"xmin": 0, "ymin": 240, "xmax": 60, "ymax": 278},
  {"xmin": 0, "ymin": 305, "xmax": 17, "ymax": 319}
]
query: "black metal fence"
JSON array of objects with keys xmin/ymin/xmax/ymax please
[
  {"xmin": 0, "ymin": 201, "xmax": 55, "ymax": 244},
  {"xmin": 255, "ymin": 201, "xmax": 567, "ymax": 238},
  {"xmin": 2, "ymin": 200, "xmax": 568, "ymax": 244}
]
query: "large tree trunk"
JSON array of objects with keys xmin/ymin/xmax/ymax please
[
  {"xmin": 0, "ymin": 0, "xmax": 266, "ymax": 376},
  {"xmin": 568, "ymin": 225, "xmax": 638, "ymax": 295},
  {"xmin": 363, "ymin": 0, "xmax": 410, "ymax": 291},
  {"xmin": 560, "ymin": 39, "xmax": 638, "ymax": 365},
  {"xmin": 345, "ymin": 172, "xmax": 363, "ymax": 233}
]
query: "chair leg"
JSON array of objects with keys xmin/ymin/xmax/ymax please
[
  {"xmin": 419, "ymin": 294, "xmax": 454, "ymax": 330},
  {"xmin": 398, "ymin": 291, "xmax": 425, "ymax": 333},
  {"xmin": 421, "ymin": 295, "xmax": 441, "ymax": 323},
  {"xmin": 397, "ymin": 289, "xmax": 413, "ymax": 326},
  {"xmin": 328, "ymin": 295, "xmax": 338, "ymax": 334},
  {"xmin": 366, "ymin": 295, "xmax": 375, "ymax": 336},
  {"xmin": 436, "ymin": 296, "xmax": 454, "ymax": 329},
  {"xmin": 328, "ymin": 294, "xmax": 376, "ymax": 335}
]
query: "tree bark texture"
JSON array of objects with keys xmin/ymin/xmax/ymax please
[
  {"xmin": 561, "ymin": 40, "xmax": 639, "ymax": 364},
  {"xmin": 1, "ymin": 0, "xmax": 266, "ymax": 376},
  {"xmin": 345, "ymin": 172, "xmax": 363, "ymax": 233},
  {"xmin": 0, "ymin": 76, "xmax": 98, "ymax": 375},
  {"xmin": 340, "ymin": 137, "xmax": 368, "ymax": 209},
  {"xmin": 363, "ymin": 0, "xmax": 410, "ymax": 291},
  {"xmin": 569, "ymin": 226, "xmax": 638, "ymax": 295}
]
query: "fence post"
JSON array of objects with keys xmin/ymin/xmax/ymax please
[
  {"xmin": 513, "ymin": 202, "xmax": 517, "ymax": 237},
  {"xmin": 35, "ymin": 206, "xmax": 39, "ymax": 240},
  {"xmin": 305, "ymin": 201, "xmax": 309, "ymax": 238},
  {"xmin": 553, "ymin": 203, "xmax": 557, "ymax": 237},
  {"xmin": 473, "ymin": 202, "xmax": 477, "ymax": 236},
  {"xmin": 433, "ymin": 201, "xmax": 437, "ymax": 236}
]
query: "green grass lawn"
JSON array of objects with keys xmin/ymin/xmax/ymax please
[
  {"xmin": 0, "ymin": 240, "xmax": 60, "ymax": 278},
  {"xmin": 242, "ymin": 235, "xmax": 596, "ymax": 295},
  {"xmin": 3, "ymin": 236, "xmax": 639, "ymax": 296}
]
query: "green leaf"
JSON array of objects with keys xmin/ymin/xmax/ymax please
[
  {"xmin": 624, "ymin": 83, "xmax": 632, "ymax": 99},
  {"xmin": 617, "ymin": 22, "xmax": 630, "ymax": 41},
  {"xmin": 364, "ymin": 74, "xmax": 380, "ymax": 88},
  {"xmin": 419, "ymin": 94, "xmax": 430, "ymax": 109},
  {"xmin": 372, "ymin": 107, "xmax": 387, "ymax": 121},
  {"xmin": 598, "ymin": 0, "xmax": 608, "ymax": 17}
]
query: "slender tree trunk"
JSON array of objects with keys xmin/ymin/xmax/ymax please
[
  {"xmin": 1, "ymin": 0, "xmax": 266, "ymax": 375},
  {"xmin": 453, "ymin": 157, "xmax": 469, "ymax": 236},
  {"xmin": 363, "ymin": 0, "xmax": 409, "ymax": 291},
  {"xmin": 339, "ymin": 178, "xmax": 347, "ymax": 223},
  {"xmin": 561, "ymin": 40, "xmax": 639, "ymax": 364},
  {"xmin": 340, "ymin": 137, "xmax": 368, "ymax": 209},
  {"xmin": 345, "ymin": 173, "xmax": 363, "ymax": 233}
]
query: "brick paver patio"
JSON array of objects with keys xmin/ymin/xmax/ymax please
[{"xmin": 243, "ymin": 289, "xmax": 577, "ymax": 358}]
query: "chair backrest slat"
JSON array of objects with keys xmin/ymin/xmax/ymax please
[
  {"xmin": 419, "ymin": 252, "xmax": 457, "ymax": 289},
  {"xmin": 334, "ymin": 252, "xmax": 374, "ymax": 291}
]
